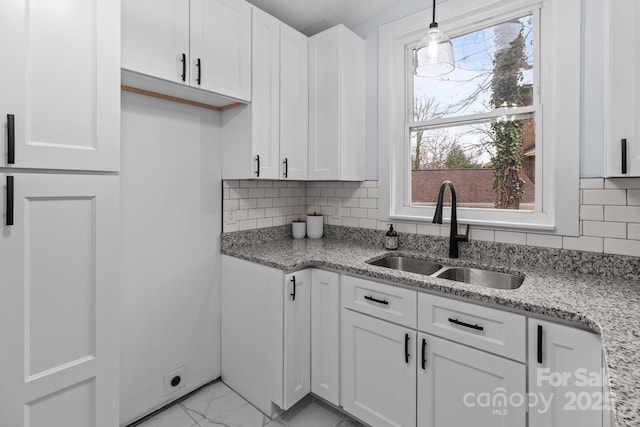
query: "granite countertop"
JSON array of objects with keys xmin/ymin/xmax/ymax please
[{"xmin": 221, "ymin": 235, "xmax": 640, "ymax": 427}]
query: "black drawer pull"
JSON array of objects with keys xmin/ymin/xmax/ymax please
[
  {"xmin": 404, "ymin": 333, "xmax": 410, "ymax": 364},
  {"xmin": 255, "ymin": 155, "xmax": 260, "ymax": 177},
  {"xmin": 364, "ymin": 295, "xmax": 389, "ymax": 305},
  {"xmin": 196, "ymin": 58, "xmax": 201, "ymax": 85},
  {"xmin": 180, "ymin": 53, "xmax": 186, "ymax": 82},
  {"xmin": 537, "ymin": 324, "xmax": 543, "ymax": 364},
  {"xmin": 421, "ymin": 338, "xmax": 427, "ymax": 370},
  {"xmin": 283, "ymin": 158, "xmax": 288, "ymax": 178},
  {"xmin": 622, "ymin": 139, "xmax": 627, "ymax": 174},
  {"xmin": 290, "ymin": 276, "xmax": 296, "ymax": 301},
  {"xmin": 7, "ymin": 114, "xmax": 15, "ymax": 164},
  {"xmin": 448, "ymin": 317, "xmax": 484, "ymax": 331},
  {"xmin": 6, "ymin": 175, "xmax": 14, "ymax": 226}
]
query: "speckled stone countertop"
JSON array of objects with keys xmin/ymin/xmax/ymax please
[{"xmin": 221, "ymin": 229, "xmax": 640, "ymax": 427}]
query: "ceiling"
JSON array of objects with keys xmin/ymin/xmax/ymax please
[{"xmin": 244, "ymin": 0, "xmax": 405, "ymax": 36}]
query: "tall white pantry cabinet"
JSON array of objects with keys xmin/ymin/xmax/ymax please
[{"xmin": 0, "ymin": 1, "xmax": 120, "ymax": 427}]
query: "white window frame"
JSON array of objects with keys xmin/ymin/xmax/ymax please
[{"xmin": 378, "ymin": 0, "xmax": 581, "ymax": 235}]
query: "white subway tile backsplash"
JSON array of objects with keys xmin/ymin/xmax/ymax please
[
  {"xmin": 562, "ymin": 236, "xmax": 604, "ymax": 253},
  {"xmin": 579, "ymin": 178, "xmax": 604, "ymax": 189},
  {"xmin": 495, "ymin": 231, "xmax": 527, "ymax": 245},
  {"xmin": 603, "ymin": 238, "xmax": 640, "ymax": 257},
  {"xmin": 582, "ymin": 221, "xmax": 627, "ymax": 238},
  {"xmin": 604, "ymin": 206, "xmax": 640, "ymax": 223},
  {"xmin": 222, "ymin": 178, "xmax": 639, "ymax": 258},
  {"xmin": 527, "ymin": 233, "xmax": 563, "ymax": 249},
  {"xmin": 582, "ymin": 189, "xmax": 627, "ymax": 205}
]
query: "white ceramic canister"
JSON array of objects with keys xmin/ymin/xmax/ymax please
[
  {"xmin": 292, "ymin": 219, "xmax": 306, "ymax": 239},
  {"xmin": 306, "ymin": 212, "xmax": 323, "ymax": 239}
]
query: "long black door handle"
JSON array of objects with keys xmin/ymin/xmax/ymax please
[
  {"xmin": 364, "ymin": 295, "xmax": 389, "ymax": 305},
  {"xmin": 537, "ymin": 324, "xmax": 543, "ymax": 364},
  {"xmin": 404, "ymin": 333, "xmax": 410, "ymax": 364},
  {"xmin": 7, "ymin": 114, "xmax": 15, "ymax": 164},
  {"xmin": 622, "ymin": 139, "xmax": 628, "ymax": 174},
  {"xmin": 255, "ymin": 155, "xmax": 260, "ymax": 177},
  {"xmin": 448, "ymin": 317, "xmax": 484, "ymax": 331},
  {"xmin": 180, "ymin": 53, "xmax": 186, "ymax": 82},
  {"xmin": 283, "ymin": 158, "xmax": 288, "ymax": 178},
  {"xmin": 421, "ymin": 338, "xmax": 427, "ymax": 370},
  {"xmin": 196, "ymin": 58, "xmax": 201, "ymax": 85},
  {"xmin": 6, "ymin": 176, "xmax": 14, "ymax": 226},
  {"xmin": 290, "ymin": 276, "xmax": 296, "ymax": 301}
]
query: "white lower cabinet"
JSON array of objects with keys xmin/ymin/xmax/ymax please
[
  {"xmin": 528, "ymin": 319, "xmax": 604, "ymax": 427},
  {"xmin": 310, "ymin": 269, "xmax": 341, "ymax": 405},
  {"xmin": 341, "ymin": 309, "xmax": 417, "ymax": 427},
  {"xmin": 221, "ymin": 257, "xmax": 313, "ymax": 414},
  {"xmin": 283, "ymin": 270, "xmax": 311, "ymax": 409},
  {"xmin": 417, "ymin": 333, "xmax": 526, "ymax": 427}
]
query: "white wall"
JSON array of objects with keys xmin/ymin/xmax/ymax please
[
  {"xmin": 120, "ymin": 92, "xmax": 222, "ymax": 424},
  {"xmin": 352, "ymin": 0, "xmax": 606, "ymax": 180}
]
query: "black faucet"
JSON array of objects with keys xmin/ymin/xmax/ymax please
[{"xmin": 432, "ymin": 180, "xmax": 470, "ymax": 258}]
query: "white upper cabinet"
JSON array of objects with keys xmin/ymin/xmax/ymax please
[
  {"xmin": 605, "ymin": 0, "xmax": 640, "ymax": 176},
  {"xmin": 122, "ymin": 0, "xmax": 251, "ymax": 105},
  {"xmin": 222, "ymin": 8, "xmax": 308, "ymax": 180},
  {"xmin": 309, "ymin": 24, "xmax": 365, "ymax": 181},
  {"xmin": 280, "ymin": 23, "xmax": 309, "ymax": 180},
  {"xmin": 121, "ymin": 0, "xmax": 189, "ymax": 84},
  {"xmin": 0, "ymin": 0, "xmax": 120, "ymax": 171}
]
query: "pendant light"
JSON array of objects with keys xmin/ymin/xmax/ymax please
[{"xmin": 413, "ymin": 0, "xmax": 454, "ymax": 77}]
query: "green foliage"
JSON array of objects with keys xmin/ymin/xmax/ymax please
[
  {"xmin": 444, "ymin": 145, "xmax": 481, "ymax": 169},
  {"xmin": 490, "ymin": 25, "xmax": 527, "ymax": 209}
]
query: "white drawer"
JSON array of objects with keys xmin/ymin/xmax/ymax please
[
  {"xmin": 418, "ymin": 293, "xmax": 526, "ymax": 362},
  {"xmin": 341, "ymin": 275, "xmax": 417, "ymax": 328}
]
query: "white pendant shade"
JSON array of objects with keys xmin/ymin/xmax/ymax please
[{"xmin": 413, "ymin": 26, "xmax": 454, "ymax": 77}]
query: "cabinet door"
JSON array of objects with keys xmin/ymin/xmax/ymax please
[
  {"xmin": 606, "ymin": 0, "xmax": 640, "ymax": 176},
  {"xmin": 191, "ymin": 0, "xmax": 251, "ymax": 102},
  {"xmin": 280, "ymin": 24, "xmax": 309, "ymax": 180},
  {"xmin": 311, "ymin": 270, "xmax": 340, "ymax": 405},
  {"xmin": 341, "ymin": 309, "xmax": 416, "ymax": 427},
  {"xmin": 122, "ymin": 0, "xmax": 190, "ymax": 84},
  {"xmin": 250, "ymin": 7, "xmax": 280, "ymax": 180},
  {"xmin": 283, "ymin": 270, "xmax": 311, "ymax": 409},
  {"xmin": 308, "ymin": 26, "xmax": 341, "ymax": 180},
  {"xmin": 417, "ymin": 333, "xmax": 526, "ymax": 427},
  {"xmin": 0, "ymin": 0, "xmax": 120, "ymax": 171},
  {"xmin": 528, "ymin": 320, "xmax": 603, "ymax": 427},
  {"xmin": 221, "ymin": 256, "xmax": 284, "ymax": 415},
  {"xmin": 0, "ymin": 173, "xmax": 119, "ymax": 427}
]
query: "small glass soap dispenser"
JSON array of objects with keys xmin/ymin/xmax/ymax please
[{"xmin": 385, "ymin": 224, "xmax": 398, "ymax": 250}]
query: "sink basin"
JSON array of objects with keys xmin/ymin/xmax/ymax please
[
  {"xmin": 367, "ymin": 255, "xmax": 525, "ymax": 290},
  {"xmin": 368, "ymin": 256, "xmax": 443, "ymax": 276},
  {"xmin": 435, "ymin": 267, "xmax": 524, "ymax": 290}
]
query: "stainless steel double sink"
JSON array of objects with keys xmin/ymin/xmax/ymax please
[{"xmin": 367, "ymin": 256, "xmax": 524, "ymax": 290}]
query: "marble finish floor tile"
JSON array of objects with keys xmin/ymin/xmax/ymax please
[{"xmin": 133, "ymin": 381, "xmax": 366, "ymax": 427}]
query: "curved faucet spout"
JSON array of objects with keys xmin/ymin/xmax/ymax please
[{"xmin": 432, "ymin": 180, "xmax": 469, "ymax": 258}]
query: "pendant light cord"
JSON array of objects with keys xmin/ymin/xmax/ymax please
[{"xmin": 430, "ymin": 0, "xmax": 438, "ymax": 28}]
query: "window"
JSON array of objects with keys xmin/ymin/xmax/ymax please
[{"xmin": 379, "ymin": 0, "xmax": 581, "ymax": 235}]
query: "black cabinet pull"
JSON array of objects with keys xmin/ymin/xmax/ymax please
[
  {"xmin": 448, "ymin": 317, "xmax": 484, "ymax": 331},
  {"xmin": 255, "ymin": 155, "xmax": 260, "ymax": 177},
  {"xmin": 196, "ymin": 58, "xmax": 201, "ymax": 85},
  {"xmin": 6, "ymin": 175, "xmax": 14, "ymax": 226},
  {"xmin": 537, "ymin": 324, "xmax": 543, "ymax": 364},
  {"xmin": 404, "ymin": 333, "xmax": 410, "ymax": 364},
  {"xmin": 283, "ymin": 158, "xmax": 288, "ymax": 178},
  {"xmin": 364, "ymin": 295, "xmax": 389, "ymax": 305},
  {"xmin": 180, "ymin": 53, "xmax": 186, "ymax": 82},
  {"xmin": 421, "ymin": 338, "xmax": 427, "ymax": 370},
  {"xmin": 622, "ymin": 138, "xmax": 628, "ymax": 174},
  {"xmin": 290, "ymin": 276, "xmax": 296, "ymax": 301},
  {"xmin": 7, "ymin": 114, "xmax": 15, "ymax": 164}
]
